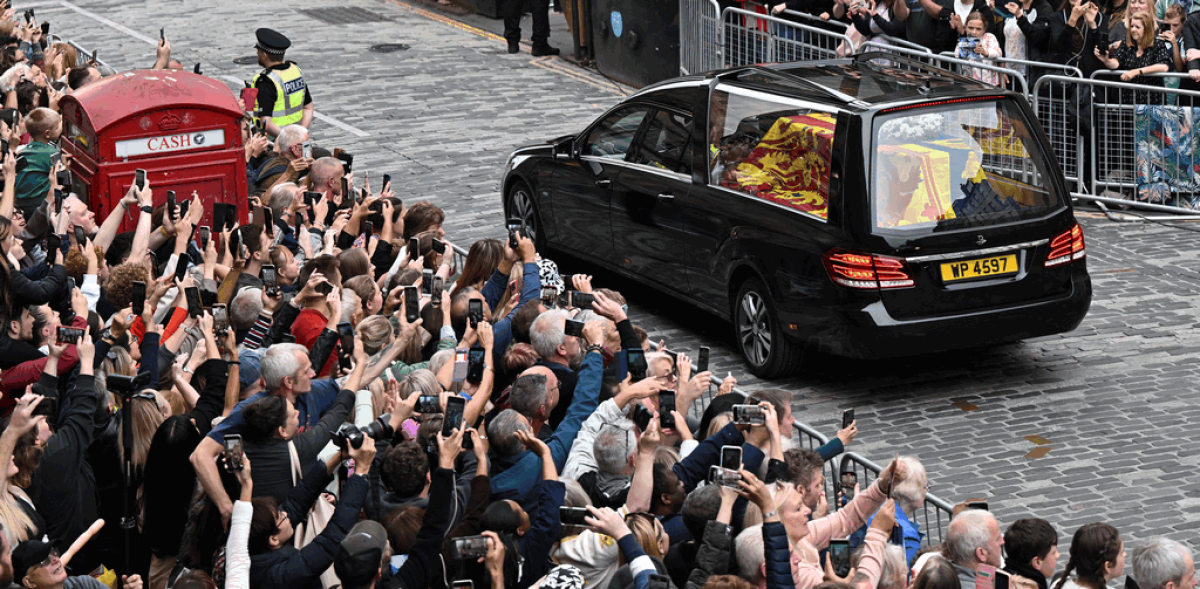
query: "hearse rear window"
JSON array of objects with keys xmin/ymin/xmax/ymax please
[
  {"xmin": 708, "ymin": 88, "xmax": 836, "ymax": 221},
  {"xmin": 872, "ymin": 99, "xmax": 1063, "ymax": 234}
]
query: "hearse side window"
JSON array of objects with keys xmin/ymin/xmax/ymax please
[
  {"xmin": 631, "ymin": 109, "xmax": 694, "ymax": 175},
  {"xmin": 583, "ymin": 107, "xmax": 649, "ymax": 160},
  {"xmin": 872, "ymin": 99, "xmax": 1062, "ymax": 234},
  {"xmin": 708, "ymin": 88, "xmax": 836, "ymax": 220}
]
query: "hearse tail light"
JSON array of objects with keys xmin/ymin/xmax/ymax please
[
  {"xmin": 823, "ymin": 249, "xmax": 915, "ymax": 289},
  {"xmin": 1045, "ymin": 223, "xmax": 1085, "ymax": 267}
]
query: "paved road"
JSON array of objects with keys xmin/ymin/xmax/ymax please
[{"xmin": 47, "ymin": 0, "xmax": 1200, "ymax": 550}]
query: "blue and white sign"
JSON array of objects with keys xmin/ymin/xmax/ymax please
[{"xmin": 611, "ymin": 10, "xmax": 623, "ymax": 37}]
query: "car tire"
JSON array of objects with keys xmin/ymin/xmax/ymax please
[
  {"xmin": 506, "ymin": 180, "xmax": 545, "ymax": 251},
  {"xmin": 734, "ymin": 277, "xmax": 801, "ymax": 378}
]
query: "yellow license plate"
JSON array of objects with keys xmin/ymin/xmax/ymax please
[{"xmin": 940, "ymin": 254, "xmax": 1018, "ymax": 282}]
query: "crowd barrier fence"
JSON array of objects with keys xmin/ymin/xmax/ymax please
[
  {"xmin": 1035, "ymin": 73, "xmax": 1200, "ymax": 213},
  {"xmin": 680, "ymin": 0, "xmax": 724, "ymax": 75},
  {"xmin": 722, "ymin": 7, "xmax": 855, "ymax": 66}
]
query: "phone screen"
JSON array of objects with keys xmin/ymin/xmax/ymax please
[
  {"xmin": 73, "ymin": 226, "xmax": 85, "ymax": 247},
  {"xmin": 223, "ymin": 435, "xmax": 244, "ymax": 472},
  {"xmin": 421, "ymin": 269, "xmax": 434, "ymax": 296},
  {"xmin": 560, "ymin": 506, "xmax": 590, "ymax": 526},
  {"xmin": 263, "ymin": 207, "xmax": 273, "ymax": 231},
  {"xmin": 213, "ymin": 304, "xmax": 229, "ymax": 331},
  {"xmin": 842, "ymin": 409, "xmax": 855, "ymax": 429},
  {"xmin": 212, "ymin": 205, "xmax": 226, "ymax": 235},
  {"xmin": 166, "ymin": 190, "xmax": 177, "ymax": 220},
  {"xmin": 659, "ymin": 392, "xmax": 676, "ymax": 428},
  {"xmin": 132, "ymin": 281, "xmax": 146, "ymax": 316},
  {"xmin": 830, "ymin": 540, "xmax": 852, "ymax": 577},
  {"xmin": 46, "ymin": 234, "xmax": 60, "ymax": 266},
  {"xmin": 627, "ymin": 349, "xmax": 647, "ymax": 381},
  {"xmin": 175, "ymin": 254, "xmax": 190, "ymax": 282},
  {"xmin": 468, "ymin": 299, "xmax": 483, "ymax": 328},
  {"xmin": 721, "ymin": 446, "xmax": 742, "ymax": 470},
  {"xmin": 262, "ymin": 264, "xmax": 277, "ymax": 287},
  {"xmin": 467, "ymin": 347, "xmax": 486, "ymax": 384},
  {"xmin": 443, "ymin": 396, "xmax": 465, "ymax": 437},
  {"xmin": 408, "ymin": 237, "xmax": 420, "ymax": 261},
  {"xmin": 198, "ymin": 226, "xmax": 211, "ymax": 250},
  {"xmin": 56, "ymin": 327, "xmax": 82, "ymax": 345},
  {"xmin": 404, "ymin": 286, "xmax": 419, "ymax": 323},
  {"xmin": 564, "ymin": 319, "xmax": 584, "ymax": 338},
  {"xmin": 697, "ymin": 346, "xmax": 710, "ymax": 373},
  {"xmin": 337, "ymin": 322, "xmax": 354, "ymax": 354},
  {"xmin": 340, "ymin": 177, "xmax": 348, "ymax": 198},
  {"xmin": 185, "ymin": 287, "xmax": 203, "ymax": 318},
  {"xmin": 134, "ymin": 169, "xmax": 146, "ymax": 191}
]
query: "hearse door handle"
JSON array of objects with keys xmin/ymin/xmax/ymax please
[
  {"xmin": 595, "ymin": 179, "xmax": 611, "ymax": 187},
  {"xmin": 657, "ymin": 192, "xmax": 675, "ymax": 201}
]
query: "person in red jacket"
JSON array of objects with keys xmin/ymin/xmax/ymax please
[{"xmin": 289, "ymin": 254, "xmax": 342, "ymax": 377}]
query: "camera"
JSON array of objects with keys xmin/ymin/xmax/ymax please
[{"xmin": 332, "ymin": 417, "xmax": 392, "ymax": 451}]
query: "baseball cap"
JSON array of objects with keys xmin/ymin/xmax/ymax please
[
  {"xmin": 12, "ymin": 539, "xmax": 56, "ymax": 582},
  {"xmin": 334, "ymin": 520, "xmax": 388, "ymax": 586},
  {"xmin": 239, "ymin": 347, "xmax": 265, "ymax": 388}
]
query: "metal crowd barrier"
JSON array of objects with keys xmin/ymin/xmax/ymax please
[
  {"xmin": 858, "ymin": 35, "xmax": 933, "ymax": 55},
  {"xmin": 66, "ymin": 39, "xmax": 114, "ymax": 73},
  {"xmin": 1036, "ymin": 73, "xmax": 1200, "ymax": 213},
  {"xmin": 722, "ymin": 7, "xmax": 855, "ymax": 67},
  {"xmin": 680, "ymin": 0, "xmax": 723, "ymax": 75}
]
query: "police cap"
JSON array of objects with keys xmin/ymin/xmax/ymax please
[{"xmin": 255, "ymin": 28, "xmax": 291, "ymax": 56}]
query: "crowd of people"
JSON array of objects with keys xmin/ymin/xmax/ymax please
[
  {"xmin": 759, "ymin": 0, "xmax": 1200, "ymax": 95},
  {"xmin": 0, "ymin": 6, "xmax": 1189, "ymax": 589}
]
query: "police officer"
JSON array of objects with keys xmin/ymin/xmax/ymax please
[{"xmin": 250, "ymin": 28, "xmax": 314, "ymax": 137}]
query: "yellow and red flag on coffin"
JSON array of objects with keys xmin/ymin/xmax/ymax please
[
  {"xmin": 878, "ymin": 142, "xmax": 957, "ymax": 226},
  {"xmin": 728, "ymin": 113, "xmax": 836, "ymax": 219}
]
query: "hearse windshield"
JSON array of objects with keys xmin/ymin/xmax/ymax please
[{"xmin": 871, "ymin": 98, "xmax": 1064, "ymax": 235}]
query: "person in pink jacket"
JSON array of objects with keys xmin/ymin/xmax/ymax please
[{"xmin": 779, "ymin": 458, "xmax": 910, "ymax": 589}]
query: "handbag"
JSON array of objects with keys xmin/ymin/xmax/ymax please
[{"xmin": 289, "ymin": 441, "xmax": 340, "ymax": 589}]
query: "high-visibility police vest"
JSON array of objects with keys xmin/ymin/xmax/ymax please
[{"xmin": 252, "ymin": 62, "xmax": 307, "ymax": 127}]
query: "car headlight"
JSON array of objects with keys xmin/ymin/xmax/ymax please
[{"xmin": 504, "ymin": 154, "xmax": 531, "ymax": 176}]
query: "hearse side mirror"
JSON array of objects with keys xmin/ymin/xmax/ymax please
[{"xmin": 553, "ymin": 136, "xmax": 576, "ymax": 160}]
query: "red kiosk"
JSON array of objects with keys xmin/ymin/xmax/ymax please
[{"xmin": 59, "ymin": 70, "xmax": 248, "ymax": 230}]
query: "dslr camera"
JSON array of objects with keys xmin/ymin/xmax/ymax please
[{"xmin": 332, "ymin": 416, "xmax": 393, "ymax": 451}]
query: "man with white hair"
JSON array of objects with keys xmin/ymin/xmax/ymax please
[
  {"xmin": 190, "ymin": 332, "xmax": 408, "ymax": 525},
  {"xmin": 531, "ymin": 308, "xmax": 581, "ymax": 428},
  {"xmin": 942, "ymin": 509, "xmax": 1006, "ymax": 589},
  {"xmin": 253, "ymin": 124, "xmax": 313, "ymax": 193},
  {"xmin": 1133, "ymin": 538, "xmax": 1197, "ymax": 589}
]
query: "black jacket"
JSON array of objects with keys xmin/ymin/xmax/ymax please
[
  {"xmin": 388, "ymin": 468, "xmax": 457, "ymax": 589},
  {"xmin": 248, "ymin": 460, "xmax": 369, "ymax": 589},
  {"xmin": 27, "ymin": 373, "xmax": 102, "ymax": 575},
  {"xmin": 1047, "ymin": 9, "xmax": 1109, "ymax": 77},
  {"xmin": 244, "ymin": 388, "xmax": 356, "ymax": 504}
]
